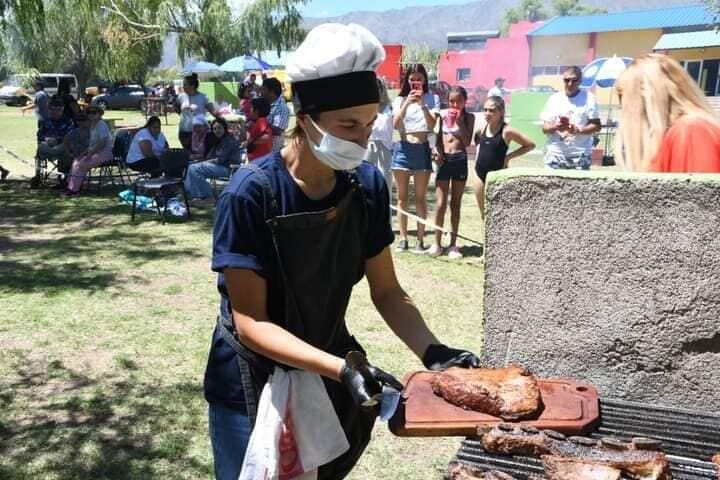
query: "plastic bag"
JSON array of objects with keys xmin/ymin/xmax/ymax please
[
  {"xmin": 166, "ymin": 198, "xmax": 187, "ymax": 217},
  {"xmin": 118, "ymin": 189, "xmax": 156, "ymax": 211}
]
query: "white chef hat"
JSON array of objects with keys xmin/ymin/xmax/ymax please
[{"xmin": 286, "ymin": 23, "xmax": 385, "ymax": 114}]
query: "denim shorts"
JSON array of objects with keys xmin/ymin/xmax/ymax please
[
  {"xmin": 545, "ymin": 152, "xmax": 591, "ymax": 170},
  {"xmin": 436, "ymin": 152, "xmax": 468, "ymax": 181},
  {"xmin": 391, "ymin": 141, "xmax": 432, "ymax": 172}
]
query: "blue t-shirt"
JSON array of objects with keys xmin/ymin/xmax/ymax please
[{"xmin": 204, "ymin": 152, "xmax": 394, "ymax": 409}]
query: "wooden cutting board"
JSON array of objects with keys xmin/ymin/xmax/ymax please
[{"xmin": 389, "ymin": 371, "xmax": 599, "ymax": 437}]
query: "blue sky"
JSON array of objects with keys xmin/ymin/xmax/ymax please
[{"xmin": 301, "ymin": 0, "xmax": 471, "ymax": 17}]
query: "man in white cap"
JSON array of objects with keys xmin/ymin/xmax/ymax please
[{"xmin": 202, "ymin": 23, "xmax": 480, "ymax": 480}]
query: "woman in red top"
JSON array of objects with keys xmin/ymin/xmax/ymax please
[
  {"xmin": 245, "ymin": 97, "xmax": 273, "ymax": 161},
  {"xmin": 615, "ymin": 54, "xmax": 720, "ymax": 173}
]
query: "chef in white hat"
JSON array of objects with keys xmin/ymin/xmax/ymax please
[{"xmin": 203, "ymin": 23, "xmax": 480, "ymax": 480}]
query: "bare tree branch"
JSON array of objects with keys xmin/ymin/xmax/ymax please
[{"xmin": 101, "ymin": 0, "xmax": 161, "ymax": 29}]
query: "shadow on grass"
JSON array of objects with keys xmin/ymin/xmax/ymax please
[
  {"xmin": 0, "ymin": 180, "xmax": 215, "ymax": 293},
  {"xmin": 0, "ymin": 353, "xmax": 211, "ymax": 479}
]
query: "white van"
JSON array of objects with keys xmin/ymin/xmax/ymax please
[{"xmin": 0, "ymin": 73, "xmax": 79, "ymax": 106}]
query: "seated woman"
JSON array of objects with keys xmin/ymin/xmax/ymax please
[
  {"xmin": 189, "ymin": 115, "xmax": 210, "ymax": 160},
  {"xmin": 58, "ymin": 112, "xmax": 90, "ymax": 190},
  {"xmin": 184, "ymin": 117, "xmax": 240, "ymax": 205},
  {"xmin": 244, "ymin": 97, "xmax": 273, "ymax": 162},
  {"xmin": 125, "ymin": 116, "xmax": 169, "ymax": 176},
  {"xmin": 65, "ymin": 105, "xmax": 113, "ymax": 196},
  {"xmin": 215, "ymin": 95, "xmax": 232, "ymax": 116}
]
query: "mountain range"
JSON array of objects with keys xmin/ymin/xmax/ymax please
[
  {"xmin": 302, "ymin": 0, "xmax": 698, "ymax": 49},
  {"xmin": 160, "ymin": 1, "xmax": 698, "ymax": 67}
]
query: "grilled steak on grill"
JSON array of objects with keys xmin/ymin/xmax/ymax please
[
  {"xmin": 542, "ymin": 455, "xmax": 622, "ymax": 480},
  {"xmin": 447, "ymin": 463, "xmax": 518, "ymax": 480},
  {"xmin": 478, "ymin": 424, "xmax": 671, "ymax": 480},
  {"xmin": 430, "ymin": 365, "xmax": 542, "ymax": 420}
]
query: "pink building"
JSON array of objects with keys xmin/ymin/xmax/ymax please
[{"xmin": 438, "ymin": 21, "xmax": 541, "ymax": 106}]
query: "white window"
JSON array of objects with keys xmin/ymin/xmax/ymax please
[{"xmin": 456, "ymin": 68, "xmax": 471, "ymax": 81}]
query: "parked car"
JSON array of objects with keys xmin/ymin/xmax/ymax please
[
  {"xmin": 0, "ymin": 73, "xmax": 78, "ymax": 106},
  {"xmin": 91, "ymin": 85, "xmax": 152, "ymax": 110}
]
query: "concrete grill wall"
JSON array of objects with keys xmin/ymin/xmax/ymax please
[{"xmin": 481, "ymin": 169, "xmax": 720, "ymax": 411}]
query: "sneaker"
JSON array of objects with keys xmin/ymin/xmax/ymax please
[
  {"xmin": 425, "ymin": 244, "xmax": 442, "ymax": 257},
  {"xmin": 447, "ymin": 246, "xmax": 463, "ymax": 259},
  {"xmin": 395, "ymin": 239, "xmax": 409, "ymax": 252},
  {"xmin": 412, "ymin": 241, "xmax": 426, "ymax": 254}
]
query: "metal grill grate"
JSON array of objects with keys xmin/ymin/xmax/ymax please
[{"xmin": 447, "ymin": 398, "xmax": 720, "ymax": 479}]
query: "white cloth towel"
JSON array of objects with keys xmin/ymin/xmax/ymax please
[{"xmin": 239, "ymin": 367, "xmax": 349, "ymax": 480}]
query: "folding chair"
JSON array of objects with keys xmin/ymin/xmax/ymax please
[
  {"xmin": 131, "ymin": 148, "xmax": 192, "ymax": 223},
  {"xmin": 84, "ymin": 130, "xmax": 134, "ymax": 191}
]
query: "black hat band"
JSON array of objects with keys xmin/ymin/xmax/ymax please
[{"xmin": 292, "ymin": 70, "xmax": 379, "ymax": 114}]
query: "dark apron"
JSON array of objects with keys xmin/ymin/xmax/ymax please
[{"xmin": 216, "ymin": 162, "xmax": 376, "ymax": 479}]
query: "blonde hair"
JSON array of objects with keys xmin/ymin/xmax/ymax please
[{"xmin": 615, "ymin": 53, "xmax": 719, "ymax": 171}]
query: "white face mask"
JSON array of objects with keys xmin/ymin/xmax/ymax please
[{"xmin": 307, "ymin": 118, "xmax": 367, "ymax": 171}]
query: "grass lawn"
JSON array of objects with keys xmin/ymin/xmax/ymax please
[{"xmin": 0, "ymin": 103, "xmax": 549, "ymax": 479}]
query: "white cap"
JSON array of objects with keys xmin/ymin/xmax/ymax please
[{"xmin": 286, "ymin": 23, "xmax": 385, "ymax": 83}]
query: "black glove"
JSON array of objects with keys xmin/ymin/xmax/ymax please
[
  {"xmin": 339, "ymin": 351, "xmax": 404, "ymax": 410},
  {"xmin": 422, "ymin": 344, "xmax": 481, "ymax": 371}
]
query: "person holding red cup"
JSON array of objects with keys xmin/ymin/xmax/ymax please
[
  {"xmin": 426, "ymin": 86, "xmax": 474, "ymax": 259},
  {"xmin": 391, "ymin": 63, "xmax": 441, "ymax": 253}
]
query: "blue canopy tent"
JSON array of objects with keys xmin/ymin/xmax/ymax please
[
  {"xmin": 219, "ymin": 55, "xmax": 272, "ymax": 73},
  {"xmin": 582, "ymin": 56, "xmax": 633, "ymax": 164},
  {"xmin": 180, "ymin": 61, "xmax": 222, "ymax": 77}
]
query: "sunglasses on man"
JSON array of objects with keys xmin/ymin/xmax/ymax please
[{"xmin": 563, "ymin": 77, "xmax": 580, "ymax": 84}]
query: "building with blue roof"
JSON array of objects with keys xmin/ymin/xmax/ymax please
[{"xmin": 526, "ymin": 4, "xmax": 719, "ymax": 97}]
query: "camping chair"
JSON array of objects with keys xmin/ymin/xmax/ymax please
[
  {"xmin": 35, "ymin": 152, "xmax": 62, "ymax": 187},
  {"xmin": 83, "ymin": 130, "xmax": 134, "ymax": 191},
  {"xmin": 131, "ymin": 148, "xmax": 191, "ymax": 223}
]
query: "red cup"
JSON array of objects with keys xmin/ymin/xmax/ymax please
[{"xmin": 445, "ymin": 108, "xmax": 460, "ymax": 129}]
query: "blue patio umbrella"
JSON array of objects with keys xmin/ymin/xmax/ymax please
[
  {"xmin": 219, "ymin": 55, "xmax": 272, "ymax": 73},
  {"xmin": 581, "ymin": 56, "xmax": 633, "ymax": 88},
  {"xmin": 180, "ymin": 61, "xmax": 222, "ymax": 76}
]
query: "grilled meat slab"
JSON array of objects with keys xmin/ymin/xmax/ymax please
[
  {"xmin": 543, "ymin": 455, "xmax": 622, "ymax": 480},
  {"xmin": 479, "ymin": 424, "xmax": 671, "ymax": 480},
  {"xmin": 431, "ymin": 365, "xmax": 542, "ymax": 420},
  {"xmin": 448, "ymin": 463, "xmax": 518, "ymax": 480}
]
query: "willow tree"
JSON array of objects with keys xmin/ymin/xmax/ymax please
[
  {"xmin": 101, "ymin": 0, "xmax": 308, "ymax": 64},
  {"xmin": 3, "ymin": 0, "xmax": 107, "ymax": 92},
  {"xmin": 1, "ymin": 0, "xmax": 161, "ymax": 90}
]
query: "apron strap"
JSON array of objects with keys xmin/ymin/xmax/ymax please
[
  {"xmin": 216, "ymin": 315, "xmax": 273, "ymax": 423},
  {"xmin": 242, "ymin": 162, "xmax": 279, "ymax": 220}
]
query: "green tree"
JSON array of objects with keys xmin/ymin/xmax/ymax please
[
  {"xmin": 501, "ymin": 0, "xmax": 549, "ymax": 35},
  {"xmin": 401, "ymin": 44, "xmax": 441, "ymax": 75},
  {"xmin": 551, "ymin": 0, "xmax": 606, "ymax": 16},
  {"xmin": 5, "ymin": 1, "xmax": 106, "ymax": 93},
  {"xmin": 102, "ymin": 0, "xmax": 308, "ymax": 64},
  {"xmin": 4, "ymin": 0, "xmax": 161, "ymax": 92}
]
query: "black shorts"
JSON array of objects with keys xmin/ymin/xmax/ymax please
[{"xmin": 436, "ymin": 152, "xmax": 468, "ymax": 181}]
